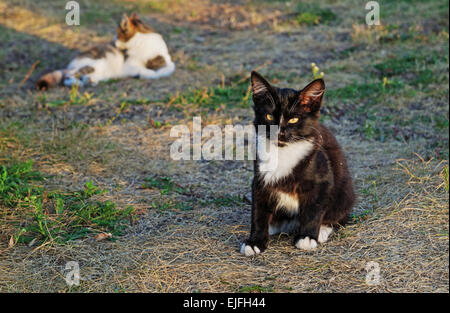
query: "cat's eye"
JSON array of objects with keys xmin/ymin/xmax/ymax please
[
  {"xmin": 266, "ymin": 114, "xmax": 273, "ymax": 121},
  {"xmin": 288, "ymin": 117, "xmax": 299, "ymax": 124}
]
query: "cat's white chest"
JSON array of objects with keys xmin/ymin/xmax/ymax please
[
  {"xmin": 257, "ymin": 138, "xmax": 314, "ymax": 185},
  {"xmin": 275, "ymin": 191, "xmax": 299, "ymax": 214}
]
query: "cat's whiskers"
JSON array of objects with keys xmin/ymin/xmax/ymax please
[{"xmin": 302, "ymin": 125, "xmax": 325, "ymax": 150}]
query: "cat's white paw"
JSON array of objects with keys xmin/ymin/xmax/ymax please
[
  {"xmin": 240, "ymin": 243, "xmax": 261, "ymax": 256},
  {"xmin": 63, "ymin": 77, "xmax": 78, "ymax": 87},
  {"xmin": 80, "ymin": 75, "xmax": 91, "ymax": 85},
  {"xmin": 295, "ymin": 236, "xmax": 317, "ymax": 250},
  {"xmin": 318, "ymin": 225, "xmax": 333, "ymax": 243},
  {"xmin": 64, "ymin": 77, "xmax": 85, "ymax": 87}
]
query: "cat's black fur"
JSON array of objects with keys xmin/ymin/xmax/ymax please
[{"xmin": 242, "ymin": 71, "xmax": 355, "ymax": 254}]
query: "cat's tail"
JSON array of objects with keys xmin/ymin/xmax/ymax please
[{"xmin": 36, "ymin": 69, "xmax": 68, "ymax": 90}]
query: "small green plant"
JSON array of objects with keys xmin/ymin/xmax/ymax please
[
  {"xmin": 295, "ymin": 12, "xmax": 321, "ymax": 25},
  {"xmin": 68, "ymin": 83, "xmax": 94, "ymax": 106},
  {"xmin": 351, "ymin": 209, "xmax": 373, "ymax": 223},
  {"xmin": 363, "ymin": 119, "xmax": 377, "ymax": 139},
  {"xmin": 44, "ymin": 84, "xmax": 94, "ymax": 108},
  {"xmin": 361, "ymin": 180, "xmax": 379, "ymax": 208},
  {"xmin": 211, "ymin": 195, "xmax": 244, "ymax": 207},
  {"xmin": 443, "ymin": 166, "xmax": 449, "ymax": 192},
  {"xmin": 149, "ymin": 119, "xmax": 167, "ymax": 129},
  {"xmin": 69, "ymin": 83, "xmax": 79, "ymax": 103},
  {"xmin": 311, "ymin": 62, "xmax": 324, "ymax": 79},
  {"xmin": 0, "ymin": 160, "xmax": 44, "ymax": 207},
  {"xmin": 238, "ymin": 285, "xmax": 273, "ymax": 293},
  {"xmin": 142, "ymin": 176, "xmax": 187, "ymax": 195},
  {"xmin": 0, "ymin": 161, "xmax": 134, "ymax": 245},
  {"xmin": 105, "ymin": 101, "xmax": 129, "ymax": 126},
  {"xmin": 294, "ymin": 3, "xmax": 337, "ymax": 26}
]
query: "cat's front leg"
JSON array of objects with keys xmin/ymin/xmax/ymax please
[
  {"xmin": 293, "ymin": 206, "xmax": 324, "ymax": 250},
  {"xmin": 240, "ymin": 200, "xmax": 272, "ymax": 256},
  {"xmin": 294, "ymin": 183, "xmax": 330, "ymax": 251}
]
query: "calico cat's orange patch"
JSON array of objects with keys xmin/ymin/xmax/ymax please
[{"xmin": 117, "ymin": 13, "xmax": 154, "ymax": 42}]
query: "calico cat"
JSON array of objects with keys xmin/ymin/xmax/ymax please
[
  {"xmin": 240, "ymin": 71, "xmax": 355, "ymax": 256},
  {"xmin": 37, "ymin": 13, "xmax": 175, "ymax": 90}
]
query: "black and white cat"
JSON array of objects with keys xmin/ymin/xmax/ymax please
[{"xmin": 240, "ymin": 71, "xmax": 355, "ymax": 256}]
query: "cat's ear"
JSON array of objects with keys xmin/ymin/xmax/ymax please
[
  {"xmin": 251, "ymin": 71, "xmax": 274, "ymax": 99},
  {"xmin": 130, "ymin": 12, "xmax": 140, "ymax": 24},
  {"xmin": 120, "ymin": 13, "xmax": 130, "ymax": 30},
  {"xmin": 298, "ymin": 79, "xmax": 325, "ymax": 113}
]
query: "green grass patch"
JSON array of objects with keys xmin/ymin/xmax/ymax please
[
  {"xmin": 325, "ymin": 46, "xmax": 448, "ymax": 144},
  {"xmin": 373, "ymin": 51, "xmax": 448, "ymax": 88},
  {"xmin": 40, "ymin": 84, "xmax": 95, "ymax": 108},
  {"xmin": 327, "ymin": 78, "xmax": 404, "ymax": 102},
  {"xmin": 444, "ymin": 166, "xmax": 449, "ymax": 192},
  {"xmin": 238, "ymin": 285, "xmax": 274, "ymax": 293},
  {"xmin": 374, "ymin": 52, "xmax": 440, "ymax": 77},
  {"xmin": 0, "ymin": 125, "xmax": 19, "ymax": 154},
  {"xmin": 167, "ymin": 78, "xmax": 251, "ymax": 112},
  {"xmin": 293, "ymin": 3, "xmax": 337, "ymax": 26},
  {"xmin": 0, "ymin": 160, "xmax": 134, "ymax": 245},
  {"xmin": 208, "ymin": 195, "xmax": 245, "ymax": 207},
  {"xmin": 150, "ymin": 199, "xmax": 193, "ymax": 212},
  {"xmin": 142, "ymin": 176, "xmax": 188, "ymax": 195},
  {"xmin": 381, "ymin": 0, "xmax": 449, "ymax": 22}
]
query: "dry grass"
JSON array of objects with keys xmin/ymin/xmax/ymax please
[{"xmin": 0, "ymin": 0, "xmax": 448, "ymax": 292}]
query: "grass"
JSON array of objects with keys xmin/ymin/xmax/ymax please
[
  {"xmin": 374, "ymin": 53, "xmax": 443, "ymax": 77},
  {"xmin": 444, "ymin": 166, "xmax": 449, "ymax": 192},
  {"xmin": 324, "ymin": 44, "xmax": 449, "ymax": 144},
  {"xmin": 142, "ymin": 176, "xmax": 188, "ymax": 195},
  {"xmin": 237, "ymin": 285, "xmax": 274, "ymax": 293},
  {"xmin": 381, "ymin": 0, "xmax": 449, "ymax": 21},
  {"xmin": 373, "ymin": 49, "xmax": 449, "ymax": 89},
  {"xmin": 150, "ymin": 199, "xmax": 194, "ymax": 212},
  {"xmin": 327, "ymin": 79, "xmax": 404, "ymax": 102},
  {"xmin": 167, "ymin": 78, "xmax": 252, "ymax": 113},
  {"xmin": 40, "ymin": 84, "xmax": 95, "ymax": 107},
  {"xmin": 293, "ymin": 3, "xmax": 337, "ymax": 26},
  {"xmin": 208, "ymin": 195, "xmax": 245, "ymax": 207},
  {"xmin": 325, "ymin": 77, "xmax": 406, "ymax": 141},
  {"xmin": 0, "ymin": 160, "xmax": 134, "ymax": 245}
]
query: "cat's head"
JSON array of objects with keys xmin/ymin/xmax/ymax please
[
  {"xmin": 115, "ymin": 13, "xmax": 154, "ymax": 49},
  {"xmin": 251, "ymin": 71, "xmax": 325, "ymax": 147}
]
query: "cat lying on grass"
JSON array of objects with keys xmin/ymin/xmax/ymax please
[
  {"xmin": 241, "ymin": 71, "xmax": 356, "ymax": 256},
  {"xmin": 37, "ymin": 13, "xmax": 175, "ymax": 90}
]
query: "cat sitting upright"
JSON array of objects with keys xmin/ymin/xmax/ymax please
[
  {"xmin": 37, "ymin": 13, "xmax": 175, "ymax": 90},
  {"xmin": 240, "ymin": 71, "xmax": 355, "ymax": 256}
]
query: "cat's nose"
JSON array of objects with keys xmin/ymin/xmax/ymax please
[{"xmin": 278, "ymin": 131, "xmax": 286, "ymax": 140}]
